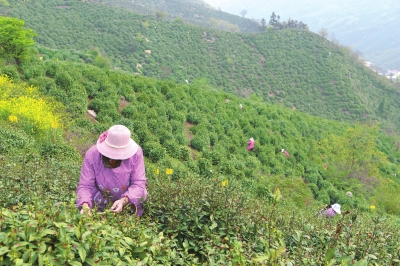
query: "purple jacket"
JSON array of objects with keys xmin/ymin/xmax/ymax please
[
  {"xmin": 324, "ymin": 207, "xmax": 336, "ymax": 218},
  {"xmin": 76, "ymin": 145, "xmax": 147, "ymax": 215}
]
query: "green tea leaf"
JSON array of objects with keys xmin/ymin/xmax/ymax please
[
  {"xmin": 41, "ymin": 229, "xmax": 57, "ymax": 236},
  {"xmin": 209, "ymin": 221, "xmax": 217, "ymax": 230},
  {"xmin": 22, "ymin": 249, "xmax": 31, "ymax": 261},
  {"xmin": 81, "ymin": 231, "xmax": 91, "ymax": 240},
  {"xmin": 13, "ymin": 242, "xmax": 29, "ymax": 250},
  {"xmin": 118, "ymin": 247, "xmax": 125, "ymax": 257},
  {"xmin": 252, "ymin": 255, "xmax": 270, "ymax": 262},
  {"xmin": 353, "ymin": 259, "xmax": 368, "ymax": 266},
  {"xmin": 78, "ymin": 246, "xmax": 86, "ymax": 262},
  {"xmin": 30, "ymin": 251, "xmax": 38, "ymax": 264},
  {"xmin": 123, "ymin": 237, "xmax": 134, "ymax": 246},
  {"xmin": 38, "ymin": 242, "xmax": 46, "ymax": 254},
  {"xmin": 0, "ymin": 246, "xmax": 10, "ymax": 256},
  {"xmin": 29, "ymin": 233, "xmax": 39, "ymax": 242},
  {"xmin": 139, "ymin": 241, "xmax": 148, "ymax": 247},
  {"xmin": 325, "ymin": 248, "xmax": 335, "ymax": 262}
]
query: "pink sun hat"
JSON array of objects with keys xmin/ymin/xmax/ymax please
[{"xmin": 96, "ymin": 125, "xmax": 139, "ymax": 160}]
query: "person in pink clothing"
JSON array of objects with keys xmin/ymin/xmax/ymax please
[
  {"xmin": 281, "ymin": 149, "xmax": 290, "ymax": 158},
  {"xmin": 247, "ymin": 137, "xmax": 255, "ymax": 151},
  {"xmin": 76, "ymin": 125, "xmax": 147, "ymax": 216}
]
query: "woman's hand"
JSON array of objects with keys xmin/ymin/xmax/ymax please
[
  {"xmin": 80, "ymin": 203, "xmax": 92, "ymax": 216},
  {"xmin": 111, "ymin": 196, "xmax": 129, "ymax": 213}
]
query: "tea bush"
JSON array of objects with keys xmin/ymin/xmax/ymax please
[{"xmin": 0, "ymin": 124, "xmax": 36, "ymax": 154}]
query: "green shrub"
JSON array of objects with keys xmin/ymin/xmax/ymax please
[
  {"xmin": 48, "ymin": 87, "xmax": 68, "ymax": 104},
  {"xmin": 197, "ymin": 157, "xmax": 212, "ymax": 176},
  {"xmin": 0, "ymin": 200, "xmax": 187, "ymax": 265},
  {"xmin": 163, "ymin": 139, "xmax": 181, "ymax": 158},
  {"xmin": 0, "ymin": 124, "xmax": 36, "ymax": 153},
  {"xmin": 88, "ymin": 99, "xmax": 117, "ymax": 113},
  {"xmin": 0, "ymin": 65, "xmax": 20, "ymax": 81},
  {"xmin": 143, "ymin": 141, "xmax": 166, "ymax": 163},
  {"xmin": 44, "ymin": 60, "xmax": 60, "ymax": 78},
  {"xmin": 40, "ymin": 141, "xmax": 80, "ymax": 160},
  {"xmin": 55, "ymin": 71, "xmax": 74, "ymax": 90},
  {"xmin": 99, "ymin": 108, "xmax": 121, "ymax": 121},
  {"xmin": 190, "ymin": 134, "xmax": 210, "ymax": 151}
]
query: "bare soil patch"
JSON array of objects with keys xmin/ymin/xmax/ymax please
[
  {"xmin": 184, "ymin": 122, "xmax": 196, "ymax": 159},
  {"xmin": 119, "ymin": 99, "xmax": 129, "ymax": 113}
]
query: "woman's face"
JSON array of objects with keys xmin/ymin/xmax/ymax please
[{"xmin": 102, "ymin": 155, "xmax": 122, "ymax": 168}]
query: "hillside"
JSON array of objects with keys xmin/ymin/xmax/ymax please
[
  {"xmin": 2, "ymin": 14, "xmax": 400, "ymax": 262},
  {"xmin": 3, "ymin": 0, "xmax": 400, "ymax": 132},
  {"xmin": 84, "ymin": 0, "xmax": 260, "ymax": 32},
  {"xmin": 204, "ymin": 0, "xmax": 400, "ymax": 71},
  {"xmin": 1, "ymin": 56, "xmax": 400, "ymax": 263}
]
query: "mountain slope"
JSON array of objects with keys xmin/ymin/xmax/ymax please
[
  {"xmin": 84, "ymin": 0, "xmax": 260, "ymax": 32},
  {"xmin": 203, "ymin": 0, "xmax": 400, "ymax": 70},
  {"xmin": 4, "ymin": 0, "xmax": 400, "ymax": 131}
]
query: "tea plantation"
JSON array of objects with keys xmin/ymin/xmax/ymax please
[{"xmin": 1, "ymin": 10, "xmax": 400, "ymax": 266}]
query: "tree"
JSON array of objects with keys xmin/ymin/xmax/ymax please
[
  {"xmin": 239, "ymin": 9, "xmax": 247, "ymax": 18},
  {"xmin": 269, "ymin": 12, "xmax": 277, "ymax": 25},
  {"xmin": 318, "ymin": 124, "xmax": 388, "ymax": 191},
  {"xmin": 155, "ymin": 11, "xmax": 167, "ymax": 20},
  {"xmin": 0, "ymin": 17, "xmax": 37, "ymax": 64},
  {"xmin": 0, "ymin": 0, "xmax": 10, "ymax": 7},
  {"xmin": 318, "ymin": 27, "xmax": 328, "ymax": 39},
  {"xmin": 259, "ymin": 18, "xmax": 267, "ymax": 31}
]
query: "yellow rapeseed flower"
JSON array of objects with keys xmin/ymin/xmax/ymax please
[
  {"xmin": 8, "ymin": 115, "xmax": 18, "ymax": 122},
  {"xmin": 155, "ymin": 168, "xmax": 160, "ymax": 175},
  {"xmin": 51, "ymin": 121, "xmax": 59, "ymax": 129},
  {"xmin": 166, "ymin": 168, "xmax": 173, "ymax": 175},
  {"xmin": 0, "ymin": 75, "xmax": 62, "ymax": 135},
  {"xmin": 370, "ymin": 205, "xmax": 376, "ymax": 210},
  {"xmin": 221, "ymin": 180, "xmax": 228, "ymax": 187}
]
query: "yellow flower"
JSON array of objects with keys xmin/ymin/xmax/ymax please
[
  {"xmin": 155, "ymin": 168, "xmax": 160, "ymax": 175},
  {"xmin": 221, "ymin": 180, "xmax": 228, "ymax": 187},
  {"xmin": 370, "ymin": 205, "xmax": 376, "ymax": 210},
  {"xmin": 1, "ymin": 76, "xmax": 62, "ymax": 135},
  {"xmin": 166, "ymin": 168, "xmax": 173, "ymax": 175},
  {"xmin": 51, "ymin": 121, "xmax": 58, "ymax": 129},
  {"xmin": 8, "ymin": 115, "xmax": 18, "ymax": 122}
]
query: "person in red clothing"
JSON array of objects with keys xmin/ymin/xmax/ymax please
[{"xmin": 247, "ymin": 137, "xmax": 255, "ymax": 151}]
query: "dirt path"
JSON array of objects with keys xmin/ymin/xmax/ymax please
[{"xmin": 184, "ymin": 122, "xmax": 196, "ymax": 159}]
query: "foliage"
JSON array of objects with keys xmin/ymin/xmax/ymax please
[
  {"xmin": 0, "ymin": 16, "xmax": 37, "ymax": 64},
  {"xmin": 5, "ymin": 0, "xmax": 400, "ymax": 131},
  {"xmin": 373, "ymin": 178, "xmax": 400, "ymax": 215},
  {"xmin": 0, "ymin": 200, "xmax": 189, "ymax": 265},
  {"xmin": 0, "ymin": 10, "xmax": 400, "ymax": 262},
  {"xmin": 318, "ymin": 124, "xmax": 389, "ymax": 196}
]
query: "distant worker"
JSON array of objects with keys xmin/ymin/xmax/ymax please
[
  {"xmin": 281, "ymin": 149, "xmax": 290, "ymax": 158},
  {"xmin": 247, "ymin": 137, "xmax": 255, "ymax": 151},
  {"xmin": 239, "ymin": 103, "xmax": 243, "ymax": 110},
  {"xmin": 318, "ymin": 203, "xmax": 341, "ymax": 218}
]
